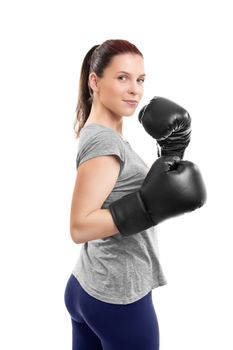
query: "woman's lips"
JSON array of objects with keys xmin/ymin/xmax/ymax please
[{"xmin": 123, "ymin": 100, "xmax": 138, "ymax": 106}]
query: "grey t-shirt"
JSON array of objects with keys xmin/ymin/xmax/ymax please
[{"xmin": 72, "ymin": 123, "xmax": 167, "ymax": 304}]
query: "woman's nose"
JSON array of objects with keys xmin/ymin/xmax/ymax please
[{"xmin": 128, "ymin": 81, "xmax": 141, "ymax": 95}]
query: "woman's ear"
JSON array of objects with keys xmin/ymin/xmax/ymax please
[{"xmin": 89, "ymin": 72, "xmax": 99, "ymax": 93}]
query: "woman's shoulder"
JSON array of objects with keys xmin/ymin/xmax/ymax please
[
  {"xmin": 79, "ymin": 123, "xmax": 125, "ymax": 144},
  {"xmin": 76, "ymin": 123, "xmax": 126, "ymax": 169}
]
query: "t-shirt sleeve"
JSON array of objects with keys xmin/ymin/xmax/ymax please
[{"xmin": 76, "ymin": 129, "xmax": 125, "ymax": 175}]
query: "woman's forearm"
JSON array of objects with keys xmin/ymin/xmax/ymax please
[{"xmin": 70, "ymin": 208, "xmax": 119, "ymax": 244}]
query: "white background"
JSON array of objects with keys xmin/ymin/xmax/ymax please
[{"xmin": 0, "ymin": 0, "xmax": 232, "ymax": 349}]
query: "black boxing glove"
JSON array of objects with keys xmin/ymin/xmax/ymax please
[
  {"xmin": 109, "ymin": 157, "xmax": 207, "ymax": 236},
  {"xmin": 138, "ymin": 96, "xmax": 192, "ymax": 159}
]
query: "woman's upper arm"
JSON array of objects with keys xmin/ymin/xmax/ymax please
[{"xmin": 70, "ymin": 155, "xmax": 121, "ymax": 232}]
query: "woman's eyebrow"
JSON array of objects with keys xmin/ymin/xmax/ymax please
[{"xmin": 117, "ymin": 71, "xmax": 146, "ymax": 77}]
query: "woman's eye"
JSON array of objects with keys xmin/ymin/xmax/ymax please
[
  {"xmin": 117, "ymin": 76, "xmax": 145, "ymax": 84},
  {"xmin": 118, "ymin": 75, "xmax": 127, "ymax": 81}
]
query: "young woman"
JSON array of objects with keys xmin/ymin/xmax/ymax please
[
  {"xmin": 63, "ymin": 37, "xmax": 208, "ymax": 350},
  {"xmin": 64, "ymin": 39, "xmax": 166, "ymax": 350}
]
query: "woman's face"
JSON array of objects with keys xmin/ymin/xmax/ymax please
[{"xmin": 91, "ymin": 53, "xmax": 146, "ymax": 118}]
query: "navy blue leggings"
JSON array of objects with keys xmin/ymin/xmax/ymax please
[{"xmin": 64, "ymin": 274, "xmax": 160, "ymax": 350}]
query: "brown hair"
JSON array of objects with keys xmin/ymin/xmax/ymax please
[{"xmin": 73, "ymin": 39, "xmax": 143, "ymax": 138}]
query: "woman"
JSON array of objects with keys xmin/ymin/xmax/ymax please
[{"xmin": 64, "ymin": 39, "xmax": 166, "ymax": 350}]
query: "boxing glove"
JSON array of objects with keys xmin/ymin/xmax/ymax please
[
  {"xmin": 109, "ymin": 157, "xmax": 207, "ymax": 236},
  {"xmin": 138, "ymin": 97, "xmax": 192, "ymax": 159}
]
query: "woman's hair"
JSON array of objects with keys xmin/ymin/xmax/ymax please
[{"xmin": 73, "ymin": 39, "xmax": 143, "ymax": 138}]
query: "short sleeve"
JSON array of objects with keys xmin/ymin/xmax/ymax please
[{"xmin": 76, "ymin": 129, "xmax": 125, "ymax": 175}]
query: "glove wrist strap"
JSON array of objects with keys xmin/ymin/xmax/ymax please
[{"xmin": 109, "ymin": 191, "xmax": 154, "ymax": 236}]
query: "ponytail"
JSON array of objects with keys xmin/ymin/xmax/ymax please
[{"xmin": 73, "ymin": 45, "xmax": 99, "ymax": 138}]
